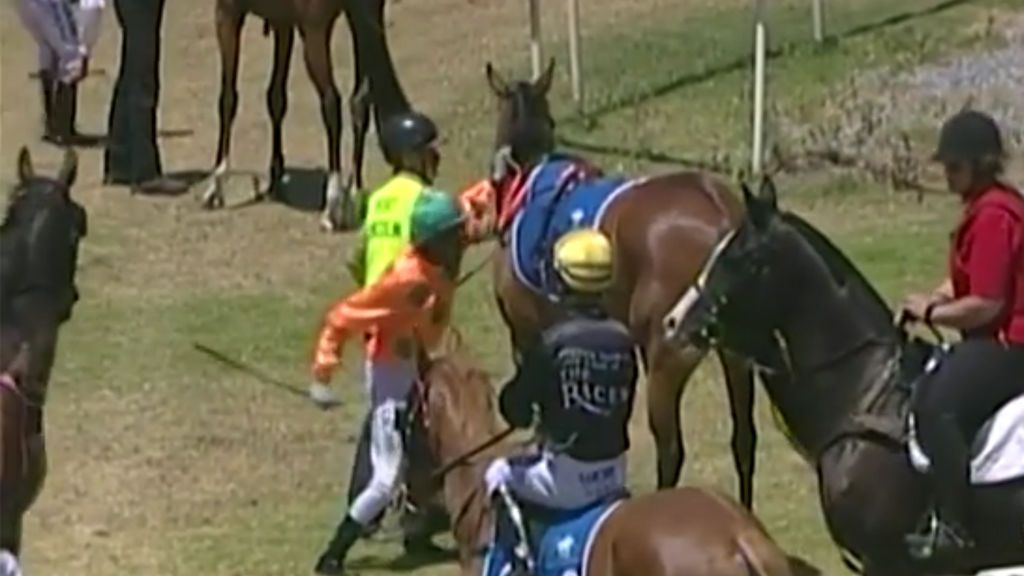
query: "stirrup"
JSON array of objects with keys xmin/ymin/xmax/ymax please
[{"xmin": 497, "ymin": 484, "xmax": 536, "ymax": 576}]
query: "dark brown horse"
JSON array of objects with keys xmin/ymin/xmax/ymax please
[
  {"xmin": 480, "ymin": 62, "xmax": 786, "ymax": 505},
  {"xmin": 664, "ymin": 177, "xmax": 1024, "ymax": 574},
  {"xmin": 203, "ymin": 0, "xmax": 412, "ymax": 230},
  {"xmin": 403, "ymin": 347, "xmax": 795, "ymax": 576},
  {"xmin": 1, "ymin": 148, "xmax": 87, "ymax": 560}
]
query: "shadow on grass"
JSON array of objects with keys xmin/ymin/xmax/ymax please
[{"xmin": 349, "ymin": 546, "xmax": 459, "ymax": 572}]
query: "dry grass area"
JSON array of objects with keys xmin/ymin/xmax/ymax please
[{"xmin": 1, "ymin": 0, "xmax": 1020, "ymax": 574}]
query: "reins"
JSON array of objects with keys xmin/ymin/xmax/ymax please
[{"xmin": 429, "ymin": 425, "xmax": 514, "ymax": 482}]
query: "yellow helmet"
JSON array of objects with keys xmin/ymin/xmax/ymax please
[{"xmin": 553, "ymin": 229, "xmax": 614, "ymax": 294}]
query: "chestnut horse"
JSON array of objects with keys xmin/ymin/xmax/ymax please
[
  {"xmin": 1, "ymin": 148, "xmax": 87, "ymax": 561},
  {"xmin": 204, "ymin": 0, "xmax": 412, "ymax": 230},
  {"xmin": 403, "ymin": 348, "xmax": 795, "ymax": 576},
  {"xmin": 481, "ymin": 62, "xmax": 788, "ymax": 504}
]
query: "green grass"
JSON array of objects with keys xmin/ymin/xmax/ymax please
[{"xmin": 22, "ymin": 0, "xmax": 1011, "ymax": 574}]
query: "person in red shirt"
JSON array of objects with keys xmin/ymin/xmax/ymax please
[{"xmin": 902, "ymin": 109, "xmax": 1024, "ymax": 559}]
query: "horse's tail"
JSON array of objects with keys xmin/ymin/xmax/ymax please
[{"xmin": 736, "ymin": 532, "xmax": 794, "ymax": 576}]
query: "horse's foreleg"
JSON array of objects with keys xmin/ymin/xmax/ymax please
[
  {"xmin": 645, "ymin": 341, "xmax": 702, "ymax": 489},
  {"xmin": 717, "ymin": 349, "xmax": 757, "ymax": 509},
  {"xmin": 264, "ymin": 25, "xmax": 295, "ymax": 200},
  {"xmin": 344, "ymin": 3, "xmax": 373, "ymax": 198},
  {"xmin": 204, "ymin": 8, "xmax": 244, "ymax": 209},
  {"xmin": 300, "ymin": 24, "xmax": 346, "ymax": 232}
]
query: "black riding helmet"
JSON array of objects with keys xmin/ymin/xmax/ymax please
[
  {"xmin": 380, "ymin": 111, "xmax": 438, "ymax": 166},
  {"xmin": 933, "ymin": 109, "xmax": 1005, "ymax": 165}
]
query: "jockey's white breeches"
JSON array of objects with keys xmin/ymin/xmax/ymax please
[
  {"xmin": 348, "ymin": 357, "xmax": 416, "ymax": 526},
  {"xmin": 15, "ymin": 0, "xmax": 100, "ymax": 83},
  {"xmin": 0, "ymin": 551, "xmax": 22, "ymax": 576},
  {"xmin": 484, "ymin": 450, "xmax": 627, "ymax": 511}
]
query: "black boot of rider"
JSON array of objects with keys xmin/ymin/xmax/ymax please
[
  {"xmin": 45, "ymin": 83, "xmax": 81, "ymax": 147},
  {"xmin": 492, "ymin": 495, "xmax": 532, "ymax": 576},
  {"xmin": 906, "ymin": 415, "xmax": 975, "ymax": 560},
  {"xmin": 314, "ymin": 516, "xmax": 363, "ymax": 576},
  {"xmin": 39, "ymin": 73, "xmax": 57, "ymax": 142}
]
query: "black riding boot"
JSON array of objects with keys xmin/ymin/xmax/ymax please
[
  {"xmin": 314, "ymin": 516, "xmax": 363, "ymax": 576},
  {"xmin": 46, "ymin": 83, "xmax": 80, "ymax": 146},
  {"xmin": 39, "ymin": 73, "xmax": 57, "ymax": 141},
  {"xmin": 492, "ymin": 489, "xmax": 534, "ymax": 576},
  {"xmin": 906, "ymin": 413, "xmax": 974, "ymax": 560}
]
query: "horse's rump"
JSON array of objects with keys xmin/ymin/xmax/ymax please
[{"xmin": 482, "ymin": 498, "xmax": 623, "ymax": 576}]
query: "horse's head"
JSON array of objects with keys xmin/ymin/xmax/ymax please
[
  {"xmin": 663, "ymin": 176, "xmax": 787, "ymax": 350},
  {"xmin": 486, "ymin": 60, "xmax": 556, "ymax": 170},
  {"xmin": 403, "ymin": 336, "xmax": 500, "ymax": 505},
  {"xmin": 1, "ymin": 147, "xmax": 88, "ymax": 324}
]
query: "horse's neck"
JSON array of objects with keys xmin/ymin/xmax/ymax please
[
  {"xmin": 0, "ymin": 297, "xmax": 61, "ymax": 402},
  {"xmin": 774, "ymin": 229, "xmax": 893, "ymax": 377}
]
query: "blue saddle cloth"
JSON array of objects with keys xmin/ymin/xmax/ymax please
[
  {"xmin": 509, "ymin": 155, "xmax": 633, "ymax": 299},
  {"xmin": 482, "ymin": 498, "xmax": 623, "ymax": 576}
]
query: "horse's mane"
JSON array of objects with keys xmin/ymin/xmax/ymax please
[
  {"xmin": 423, "ymin": 347, "xmax": 502, "ymax": 437},
  {"xmin": 780, "ymin": 212, "xmax": 897, "ymax": 334}
]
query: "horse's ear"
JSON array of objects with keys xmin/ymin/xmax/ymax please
[
  {"xmin": 534, "ymin": 58, "xmax": 556, "ymax": 96},
  {"xmin": 486, "ymin": 62, "xmax": 510, "ymax": 97},
  {"xmin": 758, "ymin": 175, "xmax": 778, "ymax": 212},
  {"xmin": 58, "ymin": 148, "xmax": 78, "ymax": 191},
  {"xmin": 17, "ymin": 146, "xmax": 35, "ymax": 183},
  {"xmin": 741, "ymin": 179, "xmax": 773, "ymax": 230},
  {"xmin": 741, "ymin": 180, "xmax": 757, "ymax": 208}
]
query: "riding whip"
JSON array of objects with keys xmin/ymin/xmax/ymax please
[{"xmin": 192, "ymin": 342, "xmax": 307, "ymax": 400}]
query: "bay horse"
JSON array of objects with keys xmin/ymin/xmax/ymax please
[
  {"xmin": 1, "ymin": 147, "xmax": 87, "ymax": 561},
  {"xmin": 663, "ymin": 177, "xmax": 1024, "ymax": 574},
  {"xmin": 404, "ymin": 346, "xmax": 795, "ymax": 576},
  {"xmin": 203, "ymin": 0, "xmax": 412, "ymax": 231},
  {"xmin": 481, "ymin": 61, "xmax": 789, "ymax": 505}
]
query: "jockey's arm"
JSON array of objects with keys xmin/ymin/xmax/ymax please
[
  {"xmin": 312, "ymin": 270, "xmax": 436, "ymax": 384},
  {"xmin": 498, "ymin": 342, "xmax": 553, "ymax": 429},
  {"xmin": 458, "ymin": 179, "xmax": 498, "ymax": 243}
]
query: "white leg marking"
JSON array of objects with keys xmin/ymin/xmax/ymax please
[{"xmin": 202, "ymin": 159, "xmax": 229, "ymax": 209}]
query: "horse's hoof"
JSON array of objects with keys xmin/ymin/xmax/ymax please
[{"xmin": 319, "ymin": 211, "xmax": 343, "ymax": 233}]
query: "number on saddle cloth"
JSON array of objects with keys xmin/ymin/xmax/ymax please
[{"xmin": 484, "ymin": 495, "xmax": 624, "ymax": 576}]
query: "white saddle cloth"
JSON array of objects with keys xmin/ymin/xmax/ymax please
[{"xmin": 908, "ymin": 393, "xmax": 1024, "ymax": 485}]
